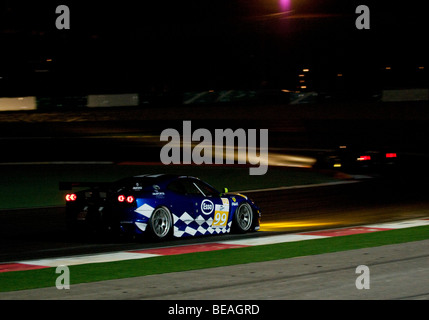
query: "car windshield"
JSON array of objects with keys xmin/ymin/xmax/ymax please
[{"xmin": 192, "ymin": 179, "xmax": 219, "ymax": 197}]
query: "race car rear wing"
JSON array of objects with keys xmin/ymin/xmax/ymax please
[{"xmin": 59, "ymin": 181, "xmax": 112, "ymax": 190}]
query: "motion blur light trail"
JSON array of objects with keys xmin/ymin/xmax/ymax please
[
  {"xmin": 265, "ymin": 152, "xmax": 316, "ymax": 168},
  {"xmin": 153, "ymin": 134, "xmax": 316, "ymax": 168},
  {"xmin": 57, "ymin": 132, "xmax": 316, "ymax": 168},
  {"xmin": 260, "ymin": 220, "xmax": 338, "ymax": 232}
]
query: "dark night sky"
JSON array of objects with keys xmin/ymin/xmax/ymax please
[{"xmin": 0, "ymin": 0, "xmax": 427, "ymax": 96}]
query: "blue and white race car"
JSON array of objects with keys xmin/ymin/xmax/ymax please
[{"xmin": 61, "ymin": 174, "xmax": 261, "ymax": 240}]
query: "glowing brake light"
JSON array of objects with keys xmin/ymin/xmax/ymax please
[
  {"xmin": 118, "ymin": 195, "xmax": 135, "ymax": 203},
  {"xmin": 65, "ymin": 193, "xmax": 77, "ymax": 201},
  {"xmin": 385, "ymin": 153, "xmax": 397, "ymax": 158},
  {"xmin": 357, "ymin": 155, "xmax": 371, "ymax": 161}
]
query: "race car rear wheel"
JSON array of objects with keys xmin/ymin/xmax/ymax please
[
  {"xmin": 233, "ymin": 202, "xmax": 253, "ymax": 233},
  {"xmin": 148, "ymin": 206, "xmax": 173, "ymax": 240}
]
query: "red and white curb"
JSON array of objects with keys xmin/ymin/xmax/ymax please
[{"xmin": 1, "ymin": 218, "xmax": 429, "ymax": 273}]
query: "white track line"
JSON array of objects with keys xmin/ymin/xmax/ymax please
[
  {"xmin": 4, "ymin": 217, "xmax": 429, "ymax": 270},
  {"xmin": 220, "ymin": 234, "xmax": 328, "ymax": 246},
  {"xmin": 20, "ymin": 252, "xmax": 159, "ymax": 267}
]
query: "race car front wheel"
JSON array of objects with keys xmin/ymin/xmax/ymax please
[
  {"xmin": 148, "ymin": 206, "xmax": 173, "ymax": 240},
  {"xmin": 233, "ymin": 202, "xmax": 254, "ymax": 233}
]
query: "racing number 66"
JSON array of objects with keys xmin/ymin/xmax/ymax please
[{"xmin": 213, "ymin": 211, "xmax": 228, "ymax": 227}]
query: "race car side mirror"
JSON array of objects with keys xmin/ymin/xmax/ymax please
[{"xmin": 223, "ymin": 187, "xmax": 229, "ymax": 194}]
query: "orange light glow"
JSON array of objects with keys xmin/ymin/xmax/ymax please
[{"xmin": 260, "ymin": 220, "xmax": 337, "ymax": 232}]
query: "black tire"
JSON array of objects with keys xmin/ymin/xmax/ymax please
[
  {"xmin": 148, "ymin": 206, "xmax": 173, "ymax": 240},
  {"xmin": 232, "ymin": 202, "xmax": 254, "ymax": 233}
]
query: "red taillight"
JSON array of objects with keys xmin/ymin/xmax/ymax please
[
  {"xmin": 65, "ymin": 193, "xmax": 77, "ymax": 201},
  {"xmin": 357, "ymin": 155, "xmax": 371, "ymax": 161},
  {"xmin": 118, "ymin": 195, "xmax": 134, "ymax": 203},
  {"xmin": 386, "ymin": 153, "xmax": 397, "ymax": 158}
]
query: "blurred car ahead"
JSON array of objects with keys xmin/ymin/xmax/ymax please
[{"xmin": 321, "ymin": 146, "xmax": 399, "ymax": 174}]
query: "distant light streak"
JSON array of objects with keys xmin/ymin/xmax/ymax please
[
  {"xmin": 260, "ymin": 220, "xmax": 337, "ymax": 232},
  {"xmin": 279, "ymin": 0, "xmax": 291, "ymax": 12}
]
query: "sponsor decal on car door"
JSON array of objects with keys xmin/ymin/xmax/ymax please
[{"xmin": 212, "ymin": 198, "xmax": 230, "ymax": 228}]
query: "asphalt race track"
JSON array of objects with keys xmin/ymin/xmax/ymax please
[
  {"xmin": 1, "ymin": 178, "xmax": 429, "ymax": 300},
  {"xmin": 1, "ymin": 178, "xmax": 428, "ymax": 263}
]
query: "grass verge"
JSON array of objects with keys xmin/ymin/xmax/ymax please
[{"xmin": 1, "ymin": 225, "xmax": 428, "ymax": 293}]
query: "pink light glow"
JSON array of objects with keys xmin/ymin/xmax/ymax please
[{"xmin": 279, "ymin": 0, "xmax": 291, "ymax": 12}]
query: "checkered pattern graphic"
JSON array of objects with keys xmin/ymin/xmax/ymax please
[{"xmin": 173, "ymin": 212, "xmax": 232, "ymax": 237}]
